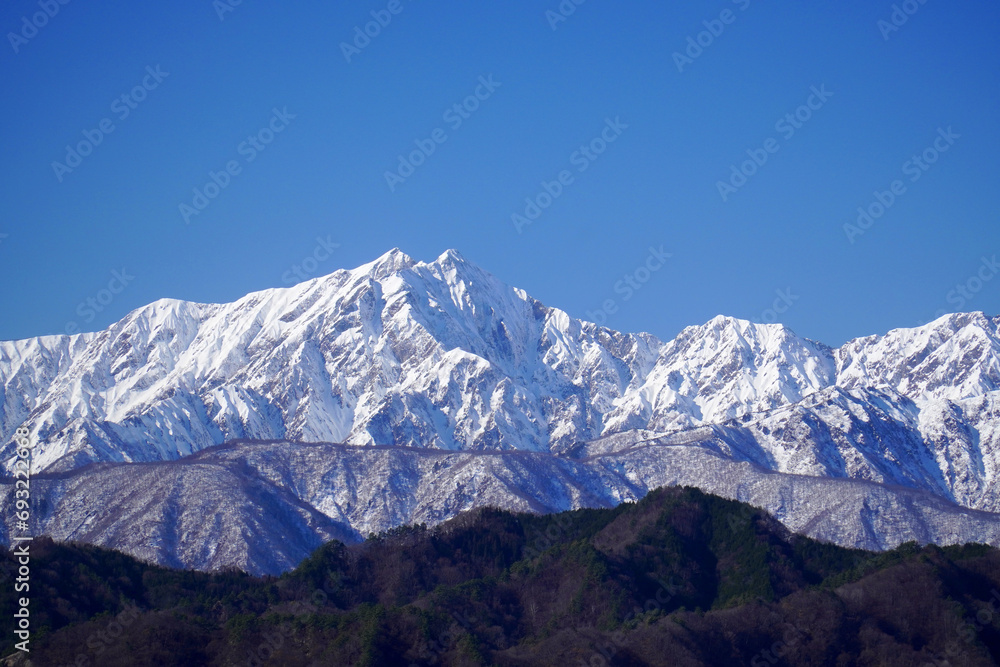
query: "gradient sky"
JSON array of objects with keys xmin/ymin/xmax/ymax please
[{"xmin": 1, "ymin": 0, "xmax": 997, "ymax": 347}]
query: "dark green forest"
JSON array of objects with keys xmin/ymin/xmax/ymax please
[{"xmin": 3, "ymin": 486, "xmax": 1000, "ymax": 666}]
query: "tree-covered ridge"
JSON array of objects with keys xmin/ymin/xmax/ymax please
[{"xmin": 3, "ymin": 486, "xmax": 999, "ymax": 666}]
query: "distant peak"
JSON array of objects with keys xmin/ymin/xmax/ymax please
[
  {"xmin": 701, "ymin": 315, "xmax": 805, "ymax": 335},
  {"xmin": 677, "ymin": 315, "xmax": 816, "ymax": 350},
  {"xmin": 930, "ymin": 311, "xmax": 994, "ymax": 329},
  {"xmin": 706, "ymin": 314, "xmax": 750, "ymax": 328},
  {"xmin": 698, "ymin": 315, "xmax": 757, "ymax": 335}
]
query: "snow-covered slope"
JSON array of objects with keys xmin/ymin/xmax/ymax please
[
  {"xmin": 1, "ymin": 249, "xmax": 999, "ymax": 571},
  {"xmin": 605, "ymin": 315, "xmax": 836, "ymax": 433},
  {"xmin": 836, "ymin": 311, "xmax": 1000, "ymax": 403}
]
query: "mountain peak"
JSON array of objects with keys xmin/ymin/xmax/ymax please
[
  {"xmin": 435, "ymin": 248, "xmax": 467, "ymax": 264},
  {"xmin": 423, "ymin": 248, "xmax": 500, "ymax": 302},
  {"xmin": 684, "ymin": 315, "xmax": 766, "ymax": 341},
  {"xmin": 930, "ymin": 310, "xmax": 997, "ymax": 331},
  {"xmin": 705, "ymin": 314, "xmax": 752, "ymax": 330},
  {"xmin": 357, "ymin": 247, "xmax": 415, "ymax": 279}
]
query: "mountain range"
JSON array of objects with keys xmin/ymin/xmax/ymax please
[{"xmin": 1, "ymin": 249, "xmax": 998, "ymax": 574}]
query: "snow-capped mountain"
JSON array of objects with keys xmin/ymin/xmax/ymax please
[
  {"xmin": 1, "ymin": 249, "xmax": 999, "ymax": 572},
  {"xmin": 0, "ymin": 249, "xmax": 658, "ymax": 469}
]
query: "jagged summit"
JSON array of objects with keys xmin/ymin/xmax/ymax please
[
  {"xmin": 358, "ymin": 246, "xmax": 416, "ymax": 280},
  {"xmin": 434, "ymin": 247, "xmax": 467, "ymax": 264},
  {"xmin": 703, "ymin": 313, "xmax": 753, "ymax": 329}
]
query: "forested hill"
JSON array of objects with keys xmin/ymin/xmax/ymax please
[{"xmin": 3, "ymin": 486, "xmax": 1000, "ymax": 666}]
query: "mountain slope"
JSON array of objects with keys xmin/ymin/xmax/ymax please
[{"xmin": 5, "ymin": 436, "xmax": 1000, "ymax": 575}]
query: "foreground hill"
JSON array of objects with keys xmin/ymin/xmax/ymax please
[{"xmin": 3, "ymin": 487, "xmax": 999, "ymax": 666}]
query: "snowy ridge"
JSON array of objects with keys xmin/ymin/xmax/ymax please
[{"xmin": 3, "ymin": 437, "xmax": 998, "ymax": 575}]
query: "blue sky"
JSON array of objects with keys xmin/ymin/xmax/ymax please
[{"xmin": 0, "ymin": 0, "xmax": 997, "ymax": 346}]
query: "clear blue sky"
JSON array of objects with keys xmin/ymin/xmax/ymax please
[{"xmin": 1, "ymin": 0, "xmax": 997, "ymax": 346}]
